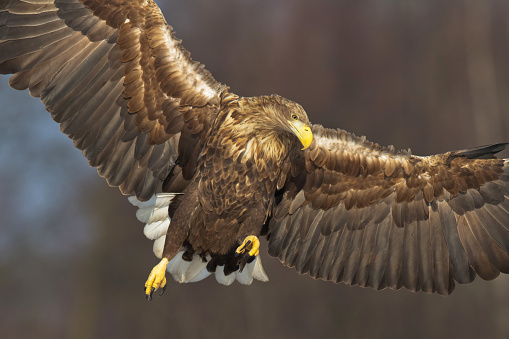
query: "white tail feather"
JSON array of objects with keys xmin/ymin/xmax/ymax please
[
  {"xmin": 215, "ymin": 266, "xmax": 236, "ymax": 286},
  {"xmin": 184, "ymin": 255, "xmax": 210, "ymax": 282},
  {"xmin": 153, "ymin": 236, "xmax": 165, "ymax": 259},
  {"xmin": 252, "ymin": 256, "xmax": 270, "ymax": 282},
  {"xmin": 127, "ymin": 195, "xmax": 157, "ymax": 208},
  {"xmin": 129, "ymin": 194, "xmax": 270, "ymax": 285},
  {"xmin": 236, "ymin": 264, "xmax": 254, "ymax": 285},
  {"xmin": 128, "ymin": 193, "xmax": 178, "ymax": 223},
  {"xmin": 135, "ymin": 207, "xmax": 169, "ymax": 223},
  {"xmin": 188, "ymin": 266, "xmax": 212, "ymax": 283},
  {"xmin": 167, "ymin": 254, "xmax": 192, "ymax": 283},
  {"xmin": 127, "ymin": 193, "xmax": 176, "ymax": 208},
  {"xmin": 144, "ymin": 219, "xmax": 170, "ymax": 240},
  {"xmin": 163, "ymin": 251, "xmax": 268, "ymax": 285}
]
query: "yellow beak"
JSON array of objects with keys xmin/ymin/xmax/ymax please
[{"xmin": 290, "ymin": 120, "xmax": 313, "ymax": 150}]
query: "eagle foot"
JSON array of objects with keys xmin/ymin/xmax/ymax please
[
  {"xmin": 235, "ymin": 235, "xmax": 260, "ymax": 258},
  {"xmin": 144, "ymin": 258, "xmax": 169, "ymax": 301}
]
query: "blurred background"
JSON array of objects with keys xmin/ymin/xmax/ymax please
[{"xmin": 1, "ymin": 0, "xmax": 509, "ymax": 338}]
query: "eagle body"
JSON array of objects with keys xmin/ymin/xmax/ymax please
[
  {"xmin": 165, "ymin": 95, "xmax": 306, "ymax": 274},
  {"xmin": 2, "ymin": 0, "xmax": 509, "ymax": 296}
]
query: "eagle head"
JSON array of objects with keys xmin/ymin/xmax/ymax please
[{"xmin": 242, "ymin": 95, "xmax": 314, "ymax": 150}]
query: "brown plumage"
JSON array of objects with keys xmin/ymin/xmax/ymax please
[{"xmin": 2, "ymin": 0, "xmax": 509, "ymax": 296}]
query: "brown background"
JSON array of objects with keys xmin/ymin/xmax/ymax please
[{"xmin": 1, "ymin": 0, "xmax": 509, "ymax": 338}]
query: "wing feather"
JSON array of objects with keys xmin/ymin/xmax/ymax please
[
  {"xmin": 308, "ymin": 235, "xmax": 330, "ymax": 277},
  {"xmin": 294, "ymin": 210, "xmax": 323, "ymax": 273},
  {"xmin": 458, "ymin": 215, "xmax": 499, "ymax": 280},
  {"xmin": 317, "ymin": 230, "xmax": 341, "ymax": 280},
  {"xmin": 430, "ymin": 201, "xmax": 452, "ymax": 294},
  {"xmin": 328, "ymin": 217, "xmax": 354, "ymax": 281},
  {"xmin": 464, "ymin": 211, "xmax": 509, "ymax": 273},
  {"xmin": 438, "ymin": 199, "xmax": 473, "ymax": 284},
  {"xmin": 267, "ymin": 125, "xmax": 509, "ymax": 294},
  {"xmin": 385, "ymin": 215, "xmax": 405, "ymax": 290},
  {"xmin": 416, "ymin": 218, "xmax": 434, "ymax": 293},
  {"xmin": 341, "ymin": 224, "xmax": 366, "ymax": 285},
  {"xmin": 401, "ymin": 217, "xmax": 418, "ymax": 291},
  {"xmin": 0, "ymin": 0, "xmax": 226, "ymax": 199},
  {"xmin": 353, "ymin": 220, "xmax": 378, "ymax": 288},
  {"xmin": 367, "ymin": 216, "xmax": 392, "ymax": 290}
]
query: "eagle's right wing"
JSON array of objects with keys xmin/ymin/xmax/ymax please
[{"xmin": 0, "ymin": 0, "xmax": 226, "ymax": 199}]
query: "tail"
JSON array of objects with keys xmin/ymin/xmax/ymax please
[{"xmin": 128, "ymin": 194, "xmax": 269, "ymax": 285}]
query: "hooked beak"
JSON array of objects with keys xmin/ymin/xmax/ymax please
[{"xmin": 289, "ymin": 120, "xmax": 313, "ymax": 150}]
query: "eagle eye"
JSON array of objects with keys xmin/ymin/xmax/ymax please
[{"xmin": 291, "ymin": 114, "xmax": 299, "ymax": 121}]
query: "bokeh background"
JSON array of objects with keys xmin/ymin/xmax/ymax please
[{"xmin": 1, "ymin": 0, "xmax": 509, "ymax": 338}]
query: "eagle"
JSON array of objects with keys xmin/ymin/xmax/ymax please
[{"xmin": 1, "ymin": 0, "xmax": 509, "ymax": 300}]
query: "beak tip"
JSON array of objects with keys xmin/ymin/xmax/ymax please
[{"xmin": 290, "ymin": 120, "xmax": 313, "ymax": 151}]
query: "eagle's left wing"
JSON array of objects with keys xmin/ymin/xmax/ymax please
[{"xmin": 268, "ymin": 124, "xmax": 509, "ymax": 295}]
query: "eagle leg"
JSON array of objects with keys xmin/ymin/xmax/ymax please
[
  {"xmin": 144, "ymin": 258, "xmax": 169, "ymax": 301},
  {"xmin": 235, "ymin": 235, "xmax": 260, "ymax": 258}
]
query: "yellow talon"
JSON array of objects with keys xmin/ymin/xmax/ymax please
[
  {"xmin": 235, "ymin": 235, "xmax": 260, "ymax": 257},
  {"xmin": 145, "ymin": 258, "xmax": 169, "ymax": 300}
]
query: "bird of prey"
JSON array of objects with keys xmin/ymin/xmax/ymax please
[{"xmin": 1, "ymin": 0, "xmax": 509, "ymax": 300}]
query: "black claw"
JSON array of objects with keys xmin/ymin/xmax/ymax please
[
  {"xmin": 235, "ymin": 240, "xmax": 252, "ymax": 257},
  {"xmin": 159, "ymin": 284, "xmax": 167, "ymax": 297},
  {"xmin": 146, "ymin": 287, "xmax": 155, "ymax": 301},
  {"xmin": 243, "ymin": 240, "xmax": 252, "ymax": 250}
]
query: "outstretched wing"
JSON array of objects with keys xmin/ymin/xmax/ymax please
[
  {"xmin": 0, "ymin": 0, "xmax": 226, "ymax": 199},
  {"xmin": 268, "ymin": 124, "xmax": 509, "ymax": 295}
]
